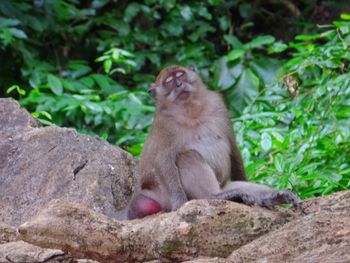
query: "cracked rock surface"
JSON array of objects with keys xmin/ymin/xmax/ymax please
[
  {"xmin": 0, "ymin": 98, "xmax": 136, "ymax": 226},
  {"xmin": 18, "ymin": 198, "xmax": 296, "ymax": 262},
  {"xmin": 1, "ymin": 98, "xmax": 349, "ymax": 262}
]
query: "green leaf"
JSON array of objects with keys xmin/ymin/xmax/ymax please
[
  {"xmin": 84, "ymin": 101, "xmax": 103, "ymax": 112},
  {"xmin": 6, "ymin": 85, "xmax": 18, "ymax": 94},
  {"xmin": 47, "ymin": 74, "xmax": 63, "ymax": 95},
  {"xmin": 32, "ymin": 111, "xmax": 52, "ymax": 120},
  {"xmin": 6, "ymin": 85, "xmax": 26, "ymax": 95},
  {"xmin": 274, "ymin": 154, "xmax": 285, "ymax": 173},
  {"xmin": 245, "ymin": 35, "xmax": 275, "ymax": 49},
  {"xmin": 227, "ymin": 49, "xmax": 245, "ymax": 62},
  {"xmin": 37, "ymin": 118, "xmax": 53, "ymax": 126},
  {"xmin": 197, "ymin": 6, "xmax": 212, "ymax": 20},
  {"xmin": 229, "ymin": 68, "xmax": 259, "ymax": 113},
  {"xmin": 180, "ymin": 6, "xmax": 193, "ymax": 20},
  {"xmin": 224, "ymin": 35, "xmax": 244, "ymax": 49},
  {"xmin": 31, "ymin": 112, "xmax": 40, "ymax": 118},
  {"xmin": 269, "ymin": 42, "xmax": 288, "ymax": 53},
  {"xmin": 295, "ymin": 34, "xmax": 323, "ymax": 41},
  {"xmin": 216, "ymin": 57, "xmax": 243, "ymax": 90},
  {"xmin": 208, "ymin": 0, "xmax": 221, "ymax": 6},
  {"xmin": 0, "ymin": 18, "xmax": 20, "ymax": 27},
  {"xmin": 271, "ymin": 131, "xmax": 284, "ymax": 143},
  {"xmin": 92, "ymin": 74, "xmax": 111, "ymax": 90},
  {"xmin": 340, "ymin": 13, "xmax": 350, "ymax": 20},
  {"xmin": 250, "ymin": 57, "xmax": 282, "ymax": 85},
  {"xmin": 261, "ymin": 132, "xmax": 272, "ymax": 152},
  {"xmin": 104, "ymin": 59, "xmax": 112, "ymax": 73},
  {"xmin": 239, "ymin": 3, "xmax": 252, "ymax": 18},
  {"xmin": 124, "ymin": 3, "xmax": 141, "ymax": 23},
  {"xmin": 27, "ymin": 16, "xmax": 44, "ymax": 32},
  {"xmin": 9, "ymin": 28, "xmax": 27, "ymax": 39},
  {"xmin": 40, "ymin": 111, "xmax": 52, "ymax": 120},
  {"xmin": 333, "ymin": 21, "xmax": 350, "ymax": 34}
]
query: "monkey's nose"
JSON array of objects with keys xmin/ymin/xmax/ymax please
[{"xmin": 175, "ymin": 79, "xmax": 182, "ymax": 87}]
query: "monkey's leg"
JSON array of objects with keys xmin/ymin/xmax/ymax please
[
  {"xmin": 176, "ymin": 150, "xmax": 221, "ymax": 199},
  {"xmin": 214, "ymin": 181, "xmax": 299, "ymax": 208}
]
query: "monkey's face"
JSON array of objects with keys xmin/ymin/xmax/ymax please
[{"xmin": 150, "ymin": 65, "xmax": 201, "ymax": 103}]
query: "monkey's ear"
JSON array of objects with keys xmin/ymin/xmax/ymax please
[
  {"xmin": 148, "ymin": 84, "xmax": 157, "ymax": 97},
  {"xmin": 189, "ymin": 66, "xmax": 197, "ymax": 72}
]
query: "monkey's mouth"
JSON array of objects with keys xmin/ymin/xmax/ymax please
[
  {"xmin": 168, "ymin": 87, "xmax": 191, "ymax": 102},
  {"xmin": 176, "ymin": 90, "xmax": 190, "ymax": 100}
]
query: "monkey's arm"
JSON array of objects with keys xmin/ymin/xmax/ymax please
[
  {"xmin": 211, "ymin": 181, "xmax": 299, "ymax": 208},
  {"xmin": 229, "ymin": 137, "xmax": 247, "ymax": 181},
  {"xmin": 157, "ymin": 155, "xmax": 188, "ymax": 210}
]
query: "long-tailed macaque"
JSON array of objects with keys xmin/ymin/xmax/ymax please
[{"xmin": 124, "ymin": 65, "xmax": 298, "ymax": 220}]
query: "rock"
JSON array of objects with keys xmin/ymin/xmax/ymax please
[
  {"xmin": 0, "ymin": 241, "xmax": 69, "ymax": 263},
  {"xmin": 0, "ymin": 98, "xmax": 39, "ymax": 135},
  {"xmin": 228, "ymin": 190, "xmax": 350, "ymax": 263},
  {"xmin": 0, "ymin": 222, "xmax": 18, "ymax": 244},
  {"xmin": 2, "ymin": 98, "xmax": 349, "ymax": 263},
  {"xmin": 18, "ymin": 198, "xmax": 295, "ymax": 262},
  {"xmin": 299, "ymin": 189, "xmax": 350, "ymax": 215},
  {"xmin": 77, "ymin": 260, "xmax": 101, "ymax": 263},
  {"xmin": 0, "ymin": 98, "xmax": 136, "ymax": 226},
  {"xmin": 182, "ymin": 257, "xmax": 227, "ymax": 263},
  {"xmin": 18, "ymin": 192, "xmax": 350, "ymax": 262},
  {"xmin": 0, "ymin": 241, "xmax": 101, "ymax": 263}
]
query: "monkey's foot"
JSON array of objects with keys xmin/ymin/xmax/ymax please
[
  {"xmin": 211, "ymin": 189, "xmax": 299, "ymax": 209},
  {"xmin": 260, "ymin": 190, "xmax": 299, "ymax": 209}
]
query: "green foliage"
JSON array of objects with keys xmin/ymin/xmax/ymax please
[
  {"xmin": 235, "ymin": 18, "xmax": 350, "ymax": 198},
  {"xmin": 215, "ymin": 34, "xmax": 284, "ymax": 115},
  {"xmin": 1, "ymin": 1, "xmax": 349, "ymax": 198},
  {"xmin": 19, "ymin": 53, "xmax": 155, "ymax": 154}
]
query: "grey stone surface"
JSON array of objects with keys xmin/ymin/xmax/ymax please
[
  {"xmin": 0, "ymin": 98, "xmax": 136, "ymax": 226},
  {"xmin": 0, "ymin": 241, "xmax": 69, "ymax": 263},
  {"xmin": 18, "ymin": 198, "xmax": 296, "ymax": 263}
]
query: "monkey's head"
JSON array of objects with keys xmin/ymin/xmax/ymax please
[{"xmin": 149, "ymin": 65, "xmax": 204, "ymax": 103}]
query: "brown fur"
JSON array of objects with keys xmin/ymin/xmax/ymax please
[
  {"xmin": 139, "ymin": 65, "xmax": 246, "ymax": 212},
  {"xmin": 121, "ymin": 65, "xmax": 298, "ymax": 220}
]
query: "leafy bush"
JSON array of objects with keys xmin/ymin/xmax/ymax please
[
  {"xmin": 235, "ymin": 16, "xmax": 350, "ymax": 198},
  {"xmin": 214, "ymin": 34, "xmax": 286, "ymax": 115},
  {"xmin": 16, "ymin": 51, "xmax": 155, "ymax": 155},
  {"xmin": 1, "ymin": 0, "xmax": 287, "ymax": 151}
]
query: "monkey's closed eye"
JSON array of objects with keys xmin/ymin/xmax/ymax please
[
  {"xmin": 175, "ymin": 71, "xmax": 184, "ymax": 77},
  {"xmin": 165, "ymin": 76, "xmax": 173, "ymax": 83}
]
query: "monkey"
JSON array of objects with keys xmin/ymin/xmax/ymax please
[{"xmin": 122, "ymin": 65, "xmax": 298, "ymax": 220}]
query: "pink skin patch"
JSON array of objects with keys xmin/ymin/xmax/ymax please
[{"xmin": 129, "ymin": 194, "xmax": 162, "ymax": 219}]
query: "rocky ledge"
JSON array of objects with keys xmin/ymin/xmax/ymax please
[{"xmin": 0, "ymin": 98, "xmax": 349, "ymax": 263}]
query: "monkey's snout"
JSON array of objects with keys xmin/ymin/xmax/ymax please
[{"xmin": 175, "ymin": 79, "xmax": 182, "ymax": 87}]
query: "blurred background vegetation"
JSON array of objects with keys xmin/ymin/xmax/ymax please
[{"xmin": 1, "ymin": 0, "xmax": 350, "ymax": 199}]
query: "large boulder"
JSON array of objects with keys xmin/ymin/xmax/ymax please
[{"xmin": 0, "ymin": 98, "xmax": 136, "ymax": 226}]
